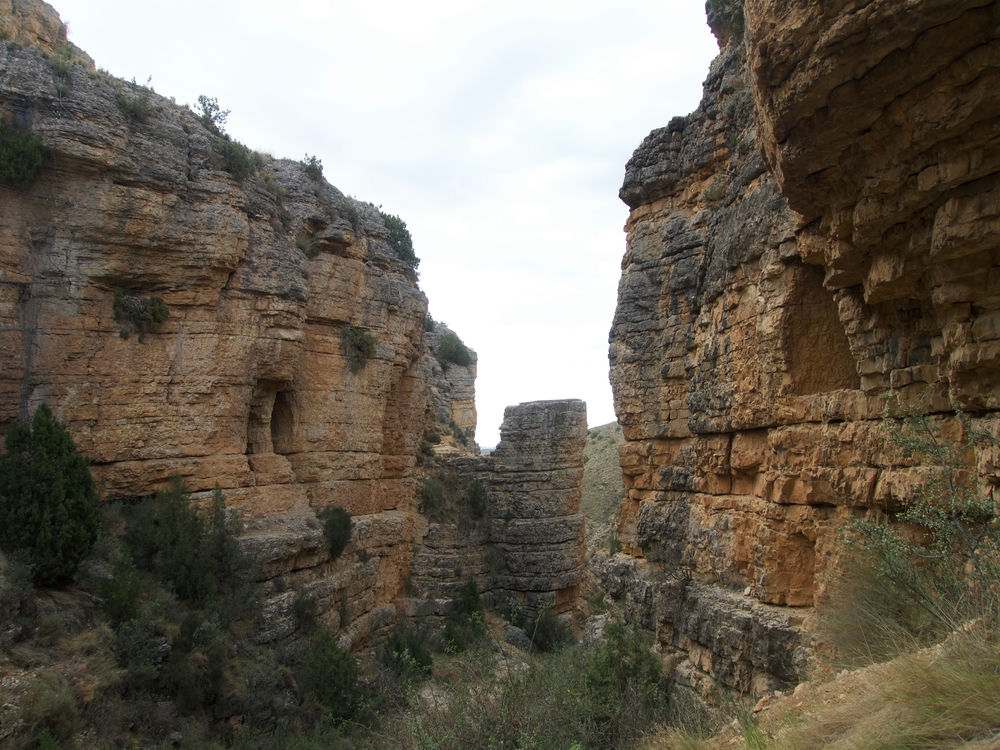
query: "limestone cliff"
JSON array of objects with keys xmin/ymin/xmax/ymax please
[
  {"xmin": 0, "ymin": 1, "xmax": 472, "ymax": 647},
  {"xmin": 0, "ymin": 0, "xmax": 89, "ymax": 62},
  {"xmin": 608, "ymin": 0, "xmax": 1000, "ymax": 695},
  {"xmin": 0, "ymin": 1, "xmax": 593, "ymax": 651}
]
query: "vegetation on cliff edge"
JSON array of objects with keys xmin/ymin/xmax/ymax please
[{"xmin": 379, "ymin": 210, "xmax": 420, "ymax": 268}]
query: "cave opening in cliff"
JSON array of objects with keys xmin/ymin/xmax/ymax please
[
  {"xmin": 783, "ymin": 264, "xmax": 858, "ymax": 395},
  {"xmin": 247, "ymin": 380, "xmax": 294, "ymax": 455},
  {"xmin": 271, "ymin": 390, "xmax": 294, "ymax": 454}
]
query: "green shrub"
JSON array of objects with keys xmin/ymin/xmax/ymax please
[
  {"xmin": 438, "ymin": 331, "xmax": 472, "ymax": 368},
  {"xmin": 441, "ymin": 578, "xmax": 485, "ymax": 653},
  {"xmin": 379, "ymin": 210, "xmax": 419, "ymax": 268},
  {"xmin": 115, "ymin": 79, "xmax": 154, "ymax": 123},
  {"xmin": 0, "ymin": 403, "xmax": 101, "ymax": 586},
  {"xmin": 418, "ymin": 439, "xmax": 435, "ymax": 460},
  {"xmin": 423, "ymin": 314, "xmax": 435, "ymax": 332},
  {"xmin": 164, "ymin": 613, "xmax": 230, "ymax": 714},
  {"xmin": 440, "ymin": 618, "xmax": 468, "ymax": 654},
  {"xmin": 337, "ymin": 200, "xmax": 360, "ymax": 229},
  {"xmin": 297, "ymin": 627, "xmax": 363, "ymax": 722},
  {"xmin": 124, "ymin": 479, "xmax": 244, "ymax": 606},
  {"xmin": 112, "ymin": 611, "xmax": 164, "ymax": 691},
  {"xmin": 295, "ymin": 230, "xmax": 320, "ymax": 258},
  {"xmin": 418, "ymin": 476, "xmax": 445, "ymax": 514},
  {"xmin": 584, "ymin": 618, "xmax": 668, "ymax": 746},
  {"xmin": 302, "ymin": 153, "xmax": 323, "ymax": 181},
  {"xmin": 222, "ymin": 137, "xmax": 263, "ymax": 182},
  {"xmin": 382, "ymin": 624, "xmax": 433, "ymax": 682},
  {"xmin": 454, "ymin": 577, "xmax": 482, "ymax": 621},
  {"xmin": 48, "ymin": 48, "xmax": 73, "ymax": 77},
  {"xmin": 196, "ymin": 94, "xmax": 229, "ymax": 134},
  {"xmin": 293, "ymin": 590, "xmax": 319, "ymax": 634},
  {"xmin": 112, "ymin": 289, "xmax": 167, "ymax": 342},
  {"xmin": 318, "ymin": 506, "xmax": 351, "ymax": 560},
  {"xmin": 343, "ymin": 326, "xmax": 376, "ymax": 374},
  {"xmin": 101, "ymin": 550, "xmax": 142, "ymax": 624},
  {"xmin": 0, "ymin": 119, "xmax": 47, "ymax": 189}
]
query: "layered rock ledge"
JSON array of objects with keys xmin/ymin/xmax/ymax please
[
  {"xmin": 405, "ymin": 399, "xmax": 588, "ymax": 624},
  {"xmin": 0, "ymin": 1, "xmax": 591, "ymax": 651},
  {"xmin": 608, "ymin": 0, "xmax": 1000, "ymax": 695}
]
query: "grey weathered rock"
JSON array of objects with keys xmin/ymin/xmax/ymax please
[{"xmin": 405, "ymin": 400, "xmax": 588, "ymax": 625}]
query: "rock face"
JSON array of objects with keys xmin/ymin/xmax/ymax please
[
  {"xmin": 0, "ymin": 0, "xmax": 90, "ymax": 62},
  {"xmin": 0, "ymin": 1, "xmax": 481, "ymax": 648},
  {"xmin": 0, "ymin": 1, "xmax": 591, "ymax": 650},
  {"xmin": 406, "ymin": 400, "xmax": 588, "ymax": 624},
  {"xmin": 608, "ymin": 0, "xmax": 1000, "ymax": 695},
  {"xmin": 488, "ymin": 400, "xmax": 588, "ymax": 617}
]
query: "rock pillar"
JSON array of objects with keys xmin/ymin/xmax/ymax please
[{"xmin": 488, "ymin": 399, "xmax": 588, "ymax": 618}]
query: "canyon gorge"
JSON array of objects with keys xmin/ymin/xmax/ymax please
[{"xmin": 1, "ymin": 0, "xmax": 999, "ymax": 715}]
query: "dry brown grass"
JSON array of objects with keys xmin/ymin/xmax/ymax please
[{"xmin": 647, "ymin": 621, "xmax": 1000, "ymax": 750}]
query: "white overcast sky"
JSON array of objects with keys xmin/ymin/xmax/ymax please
[{"xmin": 52, "ymin": 0, "xmax": 719, "ymax": 447}]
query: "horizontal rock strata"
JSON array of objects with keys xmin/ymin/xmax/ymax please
[
  {"xmin": 0, "ymin": 0, "xmax": 481, "ymax": 651},
  {"xmin": 609, "ymin": 0, "xmax": 1000, "ymax": 695},
  {"xmin": 405, "ymin": 400, "xmax": 588, "ymax": 624},
  {"xmin": 0, "ymin": 2, "xmax": 590, "ymax": 656}
]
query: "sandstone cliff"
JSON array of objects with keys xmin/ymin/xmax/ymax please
[
  {"xmin": 608, "ymin": 0, "xmax": 1000, "ymax": 695},
  {"xmin": 422, "ymin": 321, "xmax": 478, "ymax": 447}
]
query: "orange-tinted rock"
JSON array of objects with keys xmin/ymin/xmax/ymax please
[
  {"xmin": 0, "ymin": 2, "xmax": 480, "ymax": 651},
  {"xmin": 609, "ymin": 0, "xmax": 1000, "ymax": 695}
]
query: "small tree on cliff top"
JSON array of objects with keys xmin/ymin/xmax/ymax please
[
  {"xmin": 438, "ymin": 330, "xmax": 472, "ymax": 368},
  {"xmin": 0, "ymin": 404, "xmax": 101, "ymax": 585},
  {"xmin": 379, "ymin": 210, "xmax": 419, "ymax": 268}
]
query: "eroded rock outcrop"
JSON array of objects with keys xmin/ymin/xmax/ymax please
[
  {"xmin": 405, "ymin": 399, "xmax": 588, "ymax": 625},
  {"xmin": 608, "ymin": 0, "xmax": 1000, "ymax": 695},
  {"xmin": 488, "ymin": 399, "xmax": 588, "ymax": 617},
  {"xmin": 0, "ymin": 0, "xmax": 90, "ymax": 62},
  {"xmin": 0, "ymin": 1, "xmax": 475, "ymax": 649},
  {"xmin": 0, "ymin": 1, "xmax": 591, "ymax": 651},
  {"xmin": 422, "ymin": 321, "xmax": 478, "ymax": 444}
]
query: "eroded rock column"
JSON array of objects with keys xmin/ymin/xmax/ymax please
[{"xmin": 488, "ymin": 399, "xmax": 588, "ymax": 618}]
